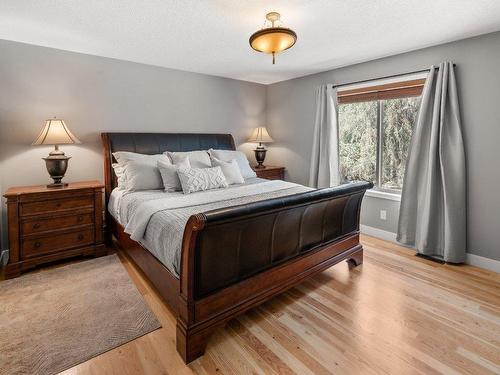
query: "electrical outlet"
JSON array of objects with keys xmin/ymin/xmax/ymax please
[{"xmin": 380, "ymin": 210, "xmax": 387, "ymax": 220}]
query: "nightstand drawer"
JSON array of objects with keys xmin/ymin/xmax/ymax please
[
  {"xmin": 253, "ymin": 166, "xmax": 285, "ymax": 180},
  {"xmin": 259, "ymin": 171, "xmax": 282, "ymax": 180},
  {"xmin": 20, "ymin": 196, "xmax": 94, "ymax": 216},
  {"xmin": 22, "ymin": 212, "xmax": 94, "ymax": 235},
  {"xmin": 22, "ymin": 228, "xmax": 95, "ymax": 258}
]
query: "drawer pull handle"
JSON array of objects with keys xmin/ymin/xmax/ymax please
[
  {"xmin": 77, "ymin": 234, "xmax": 84, "ymax": 241},
  {"xmin": 33, "ymin": 223, "xmax": 40, "ymax": 229},
  {"xmin": 34, "ymin": 242, "xmax": 41, "ymax": 249}
]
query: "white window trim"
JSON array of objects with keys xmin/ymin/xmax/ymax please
[{"xmin": 365, "ymin": 188, "xmax": 401, "ymax": 202}]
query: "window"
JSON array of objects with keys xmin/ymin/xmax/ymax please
[{"xmin": 338, "ymin": 78, "xmax": 424, "ymax": 192}]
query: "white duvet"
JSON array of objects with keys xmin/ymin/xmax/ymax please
[{"xmin": 111, "ymin": 178, "xmax": 312, "ymax": 277}]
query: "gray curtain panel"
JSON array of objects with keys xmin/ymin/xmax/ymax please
[
  {"xmin": 397, "ymin": 62, "xmax": 466, "ymax": 263},
  {"xmin": 309, "ymin": 84, "xmax": 340, "ymax": 188}
]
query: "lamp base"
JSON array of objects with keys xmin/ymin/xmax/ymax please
[
  {"xmin": 254, "ymin": 146, "xmax": 267, "ymax": 168},
  {"xmin": 43, "ymin": 148, "xmax": 71, "ymax": 188},
  {"xmin": 46, "ymin": 182, "xmax": 69, "ymax": 189}
]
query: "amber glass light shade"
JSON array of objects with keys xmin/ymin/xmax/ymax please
[
  {"xmin": 249, "ymin": 12, "xmax": 297, "ymax": 64},
  {"xmin": 249, "ymin": 28, "xmax": 297, "ymax": 54}
]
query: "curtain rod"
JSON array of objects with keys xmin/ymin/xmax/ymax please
[{"xmin": 332, "ymin": 64, "xmax": 457, "ymax": 89}]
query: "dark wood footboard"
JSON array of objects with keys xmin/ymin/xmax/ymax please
[{"xmin": 177, "ymin": 181, "xmax": 372, "ymax": 362}]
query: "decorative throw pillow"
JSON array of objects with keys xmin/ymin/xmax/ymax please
[
  {"xmin": 208, "ymin": 149, "xmax": 256, "ymax": 178},
  {"xmin": 157, "ymin": 157, "xmax": 191, "ymax": 192},
  {"xmin": 177, "ymin": 166, "xmax": 228, "ymax": 194},
  {"xmin": 210, "ymin": 157, "xmax": 245, "ymax": 185},
  {"xmin": 166, "ymin": 150, "xmax": 211, "ymax": 169}
]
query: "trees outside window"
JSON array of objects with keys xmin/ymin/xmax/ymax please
[
  {"xmin": 381, "ymin": 97, "xmax": 419, "ymax": 190},
  {"xmin": 337, "ymin": 79, "xmax": 423, "ymax": 192}
]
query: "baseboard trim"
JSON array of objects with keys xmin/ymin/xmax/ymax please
[
  {"xmin": 465, "ymin": 253, "xmax": 500, "ymax": 273},
  {"xmin": 360, "ymin": 225, "xmax": 500, "ymax": 273},
  {"xmin": 360, "ymin": 225, "xmax": 397, "ymax": 242}
]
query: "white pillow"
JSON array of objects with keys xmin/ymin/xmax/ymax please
[
  {"xmin": 177, "ymin": 166, "xmax": 228, "ymax": 194},
  {"xmin": 210, "ymin": 157, "xmax": 244, "ymax": 185},
  {"xmin": 112, "ymin": 163, "xmax": 127, "ymax": 190},
  {"xmin": 208, "ymin": 149, "xmax": 256, "ymax": 179},
  {"xmin": 112, "ymin": 152, "xmax": 171, "ymax": 192},
  {"xmin": 166, "ymin": 150, "xmax": 211, "ymax": 169},
  {"xmin": 113, "ymin": 151, "xmax": 170, "ymax": 165},
  {"xmin": 157, "ymin": 157, "xmax": 191, "ymax": 192}
]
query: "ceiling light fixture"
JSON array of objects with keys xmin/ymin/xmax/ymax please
[{"xmin": 249, "ymin": 12, "xmax": 297, "ymax": 64}]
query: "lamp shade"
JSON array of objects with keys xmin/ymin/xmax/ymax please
[
  {"xmin": 32, "ymin": 119, "xmax": 81, "ymax": 145},
  {"xmin": 248, "ymin": 127, "xmax": 274, "ymax": 143}
]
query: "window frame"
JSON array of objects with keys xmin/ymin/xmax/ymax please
[{"xmin": 338, "ymin": 78, "xmax": 425, "ymax": 194}]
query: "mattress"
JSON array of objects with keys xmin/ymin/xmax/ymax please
[{"xmin": 109, "ymin": 178, "xmax": 312, "ymax": 278}]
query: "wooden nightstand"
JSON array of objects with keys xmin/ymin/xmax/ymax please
[
  {"xmin": 3, "ymin": 181, "xmax": 105, "ymax": 279},
  {"xmin": 252, "ymin": 166, "xmax": 285, "ymax": 180}
]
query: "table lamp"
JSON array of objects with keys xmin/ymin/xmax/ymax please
[
  {"xmin": 247, "ymin": 126, "xmax": 274, "ymax": 168},
  {"xmin": 32, "ymin": 118, "xmax": 81, "ymax": 188}
]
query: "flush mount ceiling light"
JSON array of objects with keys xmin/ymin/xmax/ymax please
[{"xmin": 249, "ymin": 12, "xmax": 297, "ymax": 64}]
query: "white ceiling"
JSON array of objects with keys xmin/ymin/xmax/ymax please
[{"xmin": 1, "ymin": 0, "xmax": 500, "ymax": 84}]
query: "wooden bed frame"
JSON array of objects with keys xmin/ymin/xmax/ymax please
[{"xmin": 102, "ymin": 132, "xmax": 372, "ymax": 363}]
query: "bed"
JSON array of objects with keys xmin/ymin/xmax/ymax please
[{"xmin": 102, "ymin": 132, "xmax": 372, "ymax": 363}]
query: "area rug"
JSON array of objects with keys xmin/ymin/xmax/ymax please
[{"xmin": 0, "ymin": 254, "xmax": 161, "ymax": 375}]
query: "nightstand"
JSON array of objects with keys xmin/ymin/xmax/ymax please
[
  {"xmin": 252, "ymin": 166, "xmax": 285, "ymax": 180},
  {"xmin": 3, "ymin": 181, "xmax": 105, "ymax": 279}
]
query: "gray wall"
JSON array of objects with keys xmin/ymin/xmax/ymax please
[
  {"xmin": 0, "ymin": 39, "xmax": 266, "ymax": 249},
  {"xmin": 2, "ymin": 32, "xmax": 500, "ymax": 262},
  {"xmin": 266, "ymin": 31, "xmax": 500, "ymax": 261}
]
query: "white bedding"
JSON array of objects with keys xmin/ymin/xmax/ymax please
[{"xmin": 109, "ymin": 178, "xmax": 312, "ymax": 277}]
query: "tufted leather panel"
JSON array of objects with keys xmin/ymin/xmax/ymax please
[
  {"xmin": 103, "ymin": 132, "xmax": 235, "ymax": 189},
  {"xmin": 194, "ymin": 181, "xmax": 372, "ymax": 298}
]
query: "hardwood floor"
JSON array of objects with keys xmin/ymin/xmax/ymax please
[{"xmin": 56, "ymin": 235, "xmax": 500, "ymax": 374}]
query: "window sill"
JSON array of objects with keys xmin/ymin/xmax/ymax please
[{"xmin": 365, "ymin": 189, "xmax": 401, "ymax": 202}]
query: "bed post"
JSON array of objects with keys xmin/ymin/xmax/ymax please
[
  {"xmin": 177, "ymin": 214, "xmax": 216, "ymax": 363},
  {"xmin": 101, "ymin": 133, "xmax": 113, "ymax": 246},
  {"xmin": 347, "ymin": 196, "xmax": 364, "ymax": 268}
]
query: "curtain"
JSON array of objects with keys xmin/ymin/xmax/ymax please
[
  {"xmin": 309, "ymin": 84, "xmax": 340, "ymax": 188},
  {"xmin": 397, "ymin": 62, "xmax": 466, "ymax": 263}
]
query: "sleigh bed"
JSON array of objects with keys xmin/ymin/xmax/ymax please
[{"xmin": 102, "ymin": 132, "xmax": 371, "ymax": 363}]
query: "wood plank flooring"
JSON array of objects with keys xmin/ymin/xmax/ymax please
[{"xmin": 59, "ymin": 235, "xmax": 500, "ymax": 374}]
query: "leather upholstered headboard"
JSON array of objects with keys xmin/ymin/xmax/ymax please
[{"xmin": 101, "ymin": 132, "xmax": 235, "ymax": 199}]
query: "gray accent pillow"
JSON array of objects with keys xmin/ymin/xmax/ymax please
[
  {"xmin": 122, "ymin": 160, "xmax": 164, "ymax": 192},
  {"xmin": 177, "ymin": 166, "xmax": 228, "ymax": 194},
  {"xmin": 157, "ymin": 157, "xmax": 191, "ymax": 192},
  {"xmin": 210, "ymin": 157, "xmax": 245, "ymax": 184}
]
